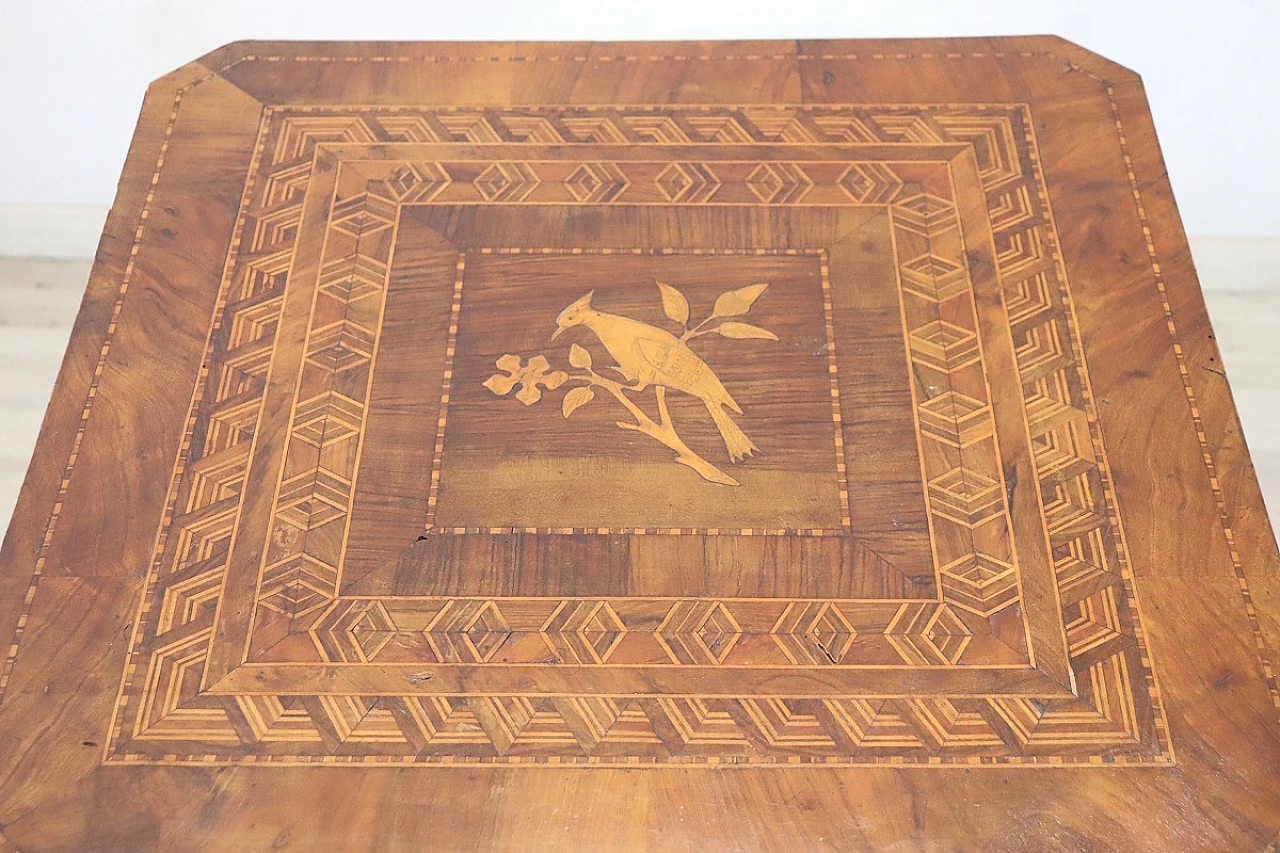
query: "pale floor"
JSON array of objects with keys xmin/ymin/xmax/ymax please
[{"xmin": 1, "ymin": 256, "xmax": 1277, "ymax": 540}]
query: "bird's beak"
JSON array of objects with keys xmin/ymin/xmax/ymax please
[{"xmin": 551, "ymin": 324, "xmax": 566, "ymax": 342}]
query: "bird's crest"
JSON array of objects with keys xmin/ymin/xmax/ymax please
[{"xmin": 554, "ymin": 290, "xmax": 594, "ymax": 327}]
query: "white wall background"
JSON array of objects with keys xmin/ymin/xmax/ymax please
[{"xmin": 0, "ymin": 0, "xmax": 1277, "ymax": 244}]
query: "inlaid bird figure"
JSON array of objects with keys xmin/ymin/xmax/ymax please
[{"xmin": 551, "ymin": 290, "xmax": 759, "ymax": 462}]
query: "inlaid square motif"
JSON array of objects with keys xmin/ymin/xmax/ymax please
[{"xmin": 433, "ymin": 251, "xmax": 848, "ymax": 533}]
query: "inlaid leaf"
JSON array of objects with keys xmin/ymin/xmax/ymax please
[
  {"xmin": 562, "ymin": 386, "xmax": 595, "ymax": 418},
  {"xmin": 655, "ymin": 281, "xmax": 690, "ymax": 326},
  {"xmin": 569, "ymin": 344, "xmax": 593, "ymax": 369},
  {"xmin": 712, "ymin": 283, "xmax": 769, "ymax": 318},
  {"xmin": 483, "ymin": 373, "xmax": 517, "ymax": 396},
  {"xmin": 716, "ymin": 322, "xmax": 779, "ymax": 341}
]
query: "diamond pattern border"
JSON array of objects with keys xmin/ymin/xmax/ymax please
[{"xmin": 101, "ymin": 105, "xmax": 1172, "ymax": 766}]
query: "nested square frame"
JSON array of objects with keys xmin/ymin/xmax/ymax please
[
  {"xmin": 344, "ymin": 206, "xmax": 934, "ymax": 597},
  {"xmin": 426, "ymin": 243, "xmax": 851, "ymax": 536},
  {"xmin": 103, "ymin": 104, "xmax": 1171, "ymax": 766}
]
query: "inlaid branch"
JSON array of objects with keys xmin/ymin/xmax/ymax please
[{"xmin": 563, "ymin": 346, "xmax": 738, "ymax": 485}]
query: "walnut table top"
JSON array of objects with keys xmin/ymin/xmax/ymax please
[{"xmin": 1, "ymin": 37, "xmax": 1278, "ymax": 852}]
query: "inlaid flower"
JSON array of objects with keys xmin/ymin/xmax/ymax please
[{"xmin": 483, "ymin": 354, "xmax": 568, "ymax": 405}]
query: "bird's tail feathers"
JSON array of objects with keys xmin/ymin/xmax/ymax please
[{"xmin": 706, "ymin": 403, "xmax": 759, "ymax": 463}]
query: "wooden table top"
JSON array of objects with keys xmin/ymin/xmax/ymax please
[{"xmin": 1, "ymin": 36, "xmax": 1278, "ymax": 852}]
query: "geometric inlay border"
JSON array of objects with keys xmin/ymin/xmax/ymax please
[{"xmin": 102, "ymin": 104, "xmax": 1173, "ymax": 766}]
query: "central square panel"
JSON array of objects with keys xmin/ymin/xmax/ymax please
[
  {"xmin": 341, "ymin": 203, "xmax": 937, "ymax": 599},
  {"xmin": 435, "ymin": 250, "xmax": 846, "ymax": 532}
]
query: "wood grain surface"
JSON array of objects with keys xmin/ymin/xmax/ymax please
[{"xmin": 0, "ymin": 37, "xmax": 1278, "ymax": 852}]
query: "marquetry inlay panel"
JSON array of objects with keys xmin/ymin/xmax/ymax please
[
  {"xmin": 96, "ymin": 105, "xmax": 1171, "ymax": 766},
  {"xmin": 10, "ymin": 38, "xmax": 1280, "ymax": 853}
]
